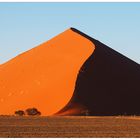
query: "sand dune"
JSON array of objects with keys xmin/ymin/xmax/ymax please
[
  {"xmin": 1, "ymin": 28, "xmax": 140, "ymax": 116},
  {"xmin": 0, "ymin": 29, "xmax": 94, "ymax": 116}
]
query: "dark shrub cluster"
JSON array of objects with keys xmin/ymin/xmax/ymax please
[
  {"xmin": 15, "ymin": 108, "xmax": 41, "ymax": 116},
  {"xmin": 26, "ymin": 108, "xmax": 41, "ymax": 116},
  {"xmin": 15, "ymin": 110, "xmax": 25, "ymax": 116}
]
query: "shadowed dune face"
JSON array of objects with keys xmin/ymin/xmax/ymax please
[
  {"xmin": 0, "ymin": 29, "xmax": 94, "ymax": 116},
  {"xmin": 58, "ymin": 28, "xmax": 140, "ymax": 116}
]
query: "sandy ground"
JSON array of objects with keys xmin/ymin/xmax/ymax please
[{"xmin": 0, "ymin": 116, "xmax": 140, "ymax": 138}]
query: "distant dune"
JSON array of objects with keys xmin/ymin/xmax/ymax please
[{"xmin": 0, "ymin": 28, "xmax": 140, "ymax": 116}]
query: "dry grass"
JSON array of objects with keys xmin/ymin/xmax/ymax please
[{"xmin": 0, "ymin": 116, "xmax": 140, "ymax": 137}]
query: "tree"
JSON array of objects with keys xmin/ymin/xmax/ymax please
[
  {"xmin": 25, "ymin": 108, "xmax": 41, "ymax": 116},
  {"xmin": 15, "ymin": 110, "xmax": 25, "ymax": 116}
]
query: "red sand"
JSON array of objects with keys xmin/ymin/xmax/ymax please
[{"xmin": 0, "ymin": 29, "xmax": 94, "ymax": 116}]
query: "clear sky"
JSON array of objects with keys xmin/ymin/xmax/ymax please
[{"xmin": 0, "ymin": 2, "xmax": 140, "ymax": 64}]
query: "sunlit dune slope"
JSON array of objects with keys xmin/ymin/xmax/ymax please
[{"xmin": 0, "ymin": 29, "xmax": 94, "ymax": 116}]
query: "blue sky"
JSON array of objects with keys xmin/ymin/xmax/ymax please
[{"xmin": 0, "ymin": 2, "xmax": 140, "ymax": 64}]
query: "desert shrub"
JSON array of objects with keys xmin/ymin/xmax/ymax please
[
  {"xmin": 25, "ymin": 108, "xmax": 41, "ymax": 116},
  {"xmin": 85, "ymin": 110, "xmax": 90, "ymax": 116},
  {"xmin": 81, "ymin": 109, "xmax": 90, "ymax": 116},
  {"xmin": 15, "ymin": 110, "xmax": 25, "ymax": 116}
]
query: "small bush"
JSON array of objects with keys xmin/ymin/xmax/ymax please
[
  {"xmin": 15, "ymin": 110, "xmax": 25, "ymax": 116},
  {"xmin": 85, "ymin": 110, "xmax": 90, "ymax": 116},
  {"xmin": 25, "ymin": 108, "xmax": 41, "ymax": 116}
]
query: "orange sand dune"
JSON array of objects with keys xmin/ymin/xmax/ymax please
[{"xmin": 0, "ymin": 29, "xmax": 94, "ymax": 116}]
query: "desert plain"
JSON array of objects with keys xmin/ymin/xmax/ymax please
[{"xmin": 0, "ymin": 116, "xmax": 140, "ymax": 138}]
